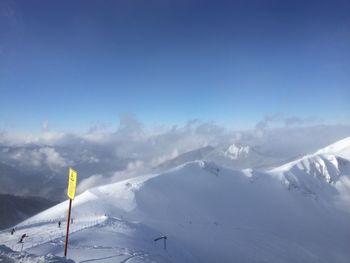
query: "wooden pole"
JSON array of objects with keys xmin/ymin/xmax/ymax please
[{"xmin": 64, "ymin": 199, "xmax": 72, "ymax": 257}]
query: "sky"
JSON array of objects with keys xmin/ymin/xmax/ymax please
[{"xmin": 0, "ymin": 0, "xmax": 349, "ymax": 132}]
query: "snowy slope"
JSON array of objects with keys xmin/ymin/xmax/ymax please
[
  {"xmin": 0, "ymin": 173, "xmax": 193, "ymax": 262},
  {"xmin": 1, "ymin": 138, "xmax": 350, "ymax": 262},
  {"xmin": 315, "ymin": 136, "xmax": 350, "ymax": 159},
  {"xmin": 0, "ymin": 245, "xmax": 74, "ymax": 263}
]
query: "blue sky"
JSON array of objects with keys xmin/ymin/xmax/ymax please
[{"xmin": 0, "ymin": 0, "xmax": 349, "ymax": 132}]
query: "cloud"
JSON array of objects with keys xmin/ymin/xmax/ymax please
[
  {"xmin": 76, "ymin": 174, "xmax": 106, "ymax": 194},
  {"xmin": 42, "ymin": 120, "xmax": 49, "ymax": 131},
  {"xmin": 335, "ymin": 176, "xmax": 350, "ymax": 211},
  {"xmin": 39, "ymin": 147, "xmax": 68, "ymax": 168},
  {"xmin": 255, "ymin": 114, "xmax": 318, "ymax": 133},
  {"xmin": 77, "ymin": 160, "xmax": 146, "ymax": 194},
  {"xmin": 117, "ymin": 113, "xmax": 144, "ymax": 139},
  {"xmin": 8, "ymin": 146, "xmax": 69, "ymax": 171}
]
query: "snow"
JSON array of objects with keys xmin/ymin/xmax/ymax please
[
  {"xmin": 269, "ymin": 137, "xmax": 350, "ymax": 197},
  {"xmin": 0, "ymin": 245, "xmax": 74, "ymax": 263},
  {"xmin": 224, "ymin": 144, "xmax": 250, "ymax": 160},
  {"xmin": 315, "ymin": 136, "xmax": 350, "ymax": 159},
  {"xmin": 1, "ymin": 137, "xmax": 350, "ymax": 262}
]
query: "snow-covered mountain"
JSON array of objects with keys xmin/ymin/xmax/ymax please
[
  {"xmin": 269, "ymin": 137, "xmax": 350, "ymax": 199},
  {"xmin": 155, "ymin": 143, "xmax": 287, "ymax": 172},
  {"xmin": 1, "ymin": 130, "xmax": 348, "ymax": 201},
  {"xmin": 223, "ymin": 143, "xmax": 251, "ymax": 159},
  {"xmin": 1, "ymin": 137, "xmax": 350, "ymax": 262},
  {"xmin": 205, "ymin": 143, "xmax": 287, "ymax": 170}
]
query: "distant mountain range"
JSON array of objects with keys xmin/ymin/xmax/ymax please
[
  {"xmin": 1, "ymin": 128, "xmax": 349, "ymax": 202},
  {"xmin": 0, "ymin": 194, "xmax": 55, "ymax": 230},
  {"xmin": 155, "ymin": 143, "xmax": 288, "ymax": 171}
]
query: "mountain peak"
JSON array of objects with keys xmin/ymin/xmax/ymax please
[
  {"xmin": 268, "ymin": 137, "xmax": 350, "ymax": 197},
  {"xmin": 224, "ymin": 144, "xmax": 250, "ymax": 160}
]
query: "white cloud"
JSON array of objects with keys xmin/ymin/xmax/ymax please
[
  {"xmin": 255, "ymin": 114, "xmax": 319, "ymax": 136},
  {"xmin": 42, "ymin": 120, "xmax": 49, "ymax": 131},
  {"xmin": 335, "ymin": 176, "xmax": 350, "ymax": 211},
  {"xmin": 77, "ymin": 160, "xmax": 146, "ymax": 194},
  {"xmin": 39, "ymin": 147, "xmax": 68, "ymax": 168},
  {"xmin": 150, "ymin": 148, "xmax": 179, "ymax": 167},
  {"xmin": 76, "ymin": 174, "xmax": 106, "ymax": 194},
  {"xmin": 7, "ymin": 145, "xmax": 69, "ymax": 172}
]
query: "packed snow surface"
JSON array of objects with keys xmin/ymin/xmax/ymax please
[
  {"xmin": 0, "ymin": 245, "xmax": 74, "ymax": 263},
  {"xmin": 1, "ymin": 137, "xmax": 350, "ymax": 262}
]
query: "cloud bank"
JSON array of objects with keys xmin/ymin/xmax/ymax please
[{"xmin": 0, "ymin": 115, "xmax": 349, "ymax": 199}]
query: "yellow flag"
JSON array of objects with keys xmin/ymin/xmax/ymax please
[{"xmin": 67, "ymin": 168, "xmax": 77, "ymax": 200}]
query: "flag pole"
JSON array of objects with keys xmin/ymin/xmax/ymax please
[
  {"xmin": 64, "ymin": 198, "xmax": 72, "ymax": 257},
  {"xmin": 64, "ymin": 168, "xmax": 77, "ymax": 257}
]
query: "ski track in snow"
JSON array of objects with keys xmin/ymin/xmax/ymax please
[
  {"xmin": 79, "ymin": 253, "xmax": 129, "ymax": 263},
  {"xmin": 0, "ymin": 215, "xmax": 106, "ymax": 252}
]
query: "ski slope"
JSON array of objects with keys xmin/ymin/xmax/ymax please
[
  {"xmin": 0, "ymin": 137, "xmax": 350, "ymax": 262},
  {"xmin": 0, "ymin": 245, "xmax": 74, "ymax": 263}
]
